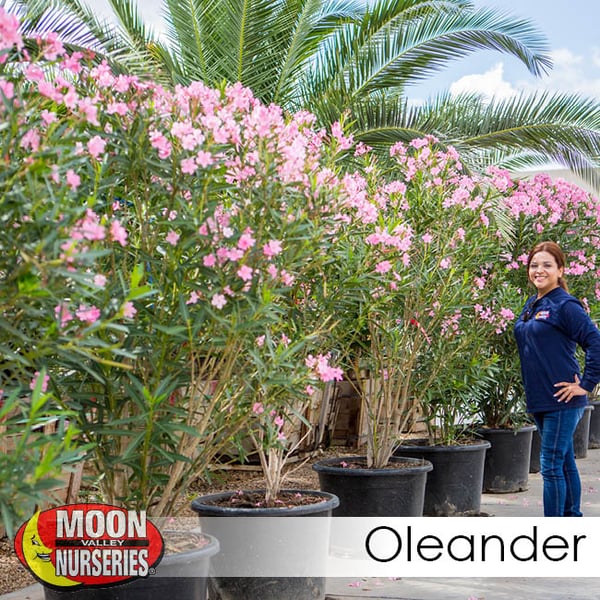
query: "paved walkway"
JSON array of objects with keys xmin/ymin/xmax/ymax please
[{"xmin": 4, "ymin": 448, "xmax": 600, "ymax": 600}]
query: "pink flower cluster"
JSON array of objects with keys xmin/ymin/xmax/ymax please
[
  {"xmin": 29, "ymin": 371, "xmax": 50, "ymax": 393},
  {"xmin": 0, "ymin": 7, "xmax": 23, "ymax": 62},
  {"xmin": 503, "ymin": 174, "xmax": 600, "ymax": 232},
  {"xmin": 305, "ymin": 354, "xmax": 344, "ymax": 382},
  {"xmin": 475, "ymin": 304, "xmax": 516, "ymax": 335}
]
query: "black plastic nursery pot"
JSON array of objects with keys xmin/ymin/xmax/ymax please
[
  {"xmin": 393, "ymin": 439, "xmax": 490, "ymax": 516},
  {"xmin": 190, "ymin": 489, "xmax": 339, "ymax": 600},
  {"xmin": 477, "ymin": 424, "xmax": 536, "ymax": 493},
  {"xmin": 311, "ymin": 455, "xmax": 432, "ymax": 517},
  {"xmin": 588, "ymin": 401, "xmax": 600, "ymax": 449},
  {"xmin": 43, "ymin": 532, "xmax": 219, "ymax": 600},
  {"xmin": 530, "ymin": 428, "xmax": 541, "ymax": 473},
  {"xmin": 531, "ymin": 405, "xmax": 593, "ymax": 472},
  {"xmin": 573, "ymin": 404, "xmax": 594, "ymax": 458}
]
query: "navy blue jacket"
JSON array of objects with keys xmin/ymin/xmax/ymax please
[{"xmin": 514, "ymin": 287, "xmax": 600, "ymax": 413}]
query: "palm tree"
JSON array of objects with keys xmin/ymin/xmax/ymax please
[{"xmin": 7, "ymin": 0, "xmax": 600, "ymax": 190}]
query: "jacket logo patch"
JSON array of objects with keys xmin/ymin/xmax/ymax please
[{"xmin": 535, "ymin": 310, "xmax": 550, "ymax": 320}]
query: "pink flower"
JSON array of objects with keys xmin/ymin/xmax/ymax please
[
  {"xmin": 263, "ymin": 239, "xmax": 283, "ymax": 258},
  {"xmin": 238, "ymin": 232, "xmax": 256, "ymax": 250},
  {"xmin": 181, "ymin": 157, "xmax": 197, "ymax": 174},
  {"xmin": 252, "ymin": 402, "xmax": 264, "ymax": 415},
  {"xmin": 149, "ymin": 129, "xmax": 172, "ymax": 159},
  {"xmin": 354, "ymin": 142, "xmax": 371, "ymax": 156},
  {"xmin": 187, "ymin": 291, "xmax": 201, "ymax": 305},
  {"xmin": 54, "ymin": 303, "xmax": 73, "ymax": 327},
  {"xmin": 0, "ymin": 80, "xmax": 14, "ymax": 99},
  {"xmin": 87, "ymin": 135, "xmax": 106, "ymax": 159},
  {"xmin": 166, "ymin": 230, "xmax": 180, "ymax": 246},
  {"xmin": 280, "ymin": 270, "xmax": 295, "ymax": 286},
  {"xmin": 227, "ymin": 248, "xmax": 244, "ymax": 261},
  {"xmin": 29, "ymin": 371, "xmax": 49, "ymax": 393},
  {"xmin": 122, "ymin": 301, "xmax": 137, "ymax": 318},
  {"xmin": 375, "ymin": 260, "xmax": 392, "ymax": 274},
  {"xmin": 330, "ymin": 121, "xmax": 354, "ymax": 150},
  {"xmin": 66, "ymin": 169, "xmax": 81, "ymax": 190},
  {"xmin": 72, "ymin": 210, "xmax": 105, "ymax": 241},
  {"xmin": 40, "ymin": 110, "xmax": 57, "ymax": 125},
  {"xmin": 77, "ymin": 97, "xmax": 99, "ymax": 125},
  {"xmin": 110, "ymin": 220, "xmax": 128, "ymax": 246},
  {"xmin": 93, "ymin": 274, "xmax": 107, "ymax": 288},
  {"xmin": 237, "ymin": 265, "xmax": 253, "ymax": 281},
  {"xmin": 196, "ymin": 151, "xmax": 214, "ymax": 168},
  {"xmin": 76, "ymin": 305, "xmax": 101, "ymax": 324},
  {"xmin": 0, "ymin": 8, "xmax": 23, "ymax": 53},
  {"xmin": 211, "ymin": 294, "xmax": 227, "ymax": 309},
  {"xmin": 20, "ymin": 129, "xmax": 40, "ymax": 152},
  {"xmin": 306, "ymin": 353, "xmax": 344, "ymax": 382},
  {"xmin": 203, "ymin": 254, "xmax": 216, "ymax": 267}
]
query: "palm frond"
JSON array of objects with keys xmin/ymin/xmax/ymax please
[
  {"xmin": 10, "ymin": 0, "xmax": 173, "ymax": 79},
  {"xmin": 309, "ymin": 1, "xmax": 551, "ymax": 110},
  {"xmin": 361, "ymin": 91, "xmax": 600, "ymax": 193}
]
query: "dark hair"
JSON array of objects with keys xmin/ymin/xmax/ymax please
[{"xmin": 526, "ymin": 241, "xmax": 568, "ymax": 291}]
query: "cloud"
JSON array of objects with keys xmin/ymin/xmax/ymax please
[
  {"xmin": 449, "ymin": 49, "xmax": 600, "ymax": 100},
  {"xmin": 84, "ymin": 0, "xmax": 165, "ymax": 35},
  {"xmin": 449, "ymin": 63, "xmax": 518, "ymax": 100},
  {"xmin": 521, "ymin": 48, "xmax": 600, "ymax": 98}
]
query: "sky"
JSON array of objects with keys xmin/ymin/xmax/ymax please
[
  {"xmin": 88, "ymin": 0, "xmax": 600, "ymax": 104},
  {"xmin": 412, "ymin": 0, "xmax": 600, "ymax": 103}
]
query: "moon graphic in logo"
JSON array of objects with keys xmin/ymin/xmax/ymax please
[{"xmin": 19, "ymin": 511, "xmax": 80, "ymax": 588}]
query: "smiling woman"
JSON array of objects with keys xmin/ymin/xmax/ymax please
[
  {"xmin": 514, "ymin": 241, "xmax": 600, "ymax": 517},
  {"xmin": 528, "ymin": 250, "xmax": 565, "ymax": 298}
]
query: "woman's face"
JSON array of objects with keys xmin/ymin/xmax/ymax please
[{"xmin": 528, "ymin": 250, "xmax": 563, "ymax": 297}]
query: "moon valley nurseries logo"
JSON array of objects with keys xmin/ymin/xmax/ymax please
[{"xmin": 14, "ymin": 504, "xmax": 164, "ymax": 589}]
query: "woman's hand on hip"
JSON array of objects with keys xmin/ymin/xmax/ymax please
[{"xmin": 554, "ymin": 374, "xmax": 586, "ymax": 403}]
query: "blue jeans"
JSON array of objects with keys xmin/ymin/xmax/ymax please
[{"xmin": 533, "ymin": 408, "xmax": 585, "ymax": 517}]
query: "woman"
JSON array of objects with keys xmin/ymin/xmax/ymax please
[{"xmin": 514, "ymin": 241, "xmax": 600, "ymax": 516}]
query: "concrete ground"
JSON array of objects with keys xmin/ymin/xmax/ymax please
[{"xmin": 4, "ymin": 447, "xmax": 600, "ymax": 600}]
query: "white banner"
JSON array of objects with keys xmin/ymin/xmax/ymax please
[
  {"xmin": 190, "ymin": 517, "xmax": 600, "ymax": 578},
  {"xmin": 326, "ymin": 517, "xmax": 598, "ymax": 577}
]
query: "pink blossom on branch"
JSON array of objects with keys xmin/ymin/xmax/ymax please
[
  {"xmin": 263, "ymin": 239, "xmax": 283, "ymax": 258},
  {"xmin": 237, "ymin": 265, "xmax": 253, "ymax": 281},
  {"xmin": 211, "ymin": 294, "xmax": 227, "ymax": 310},
  {"xmin": 166, "ymin": 230, "xmax": 180, "ymax": 246},
  {"xmin": 305, "ymin": 353, "xmax": 344, "ymax": 382},
  {"xmin": 65, "ymin": 169, "xmax": 81, "ymax": 190},
  {"xmin": 76, "ymin": 304, "xmax": 101, "ymax": 324},
  {"xmin": 87, "ymin": 135, "xmax": 106, "ymax": 159},
  {"xmin": 29, "ymin": 371, "xmax": 50, "ymax": 393},
  {"xmin": 0, "ymin": 7, "xmax": 23, "ymax": 56},
  {"xmin": 54, "ymin": 303, "xmax": 74, "ymax": 328},
  {"xmin": 122, "ymin": 302, "xmax": 137, "ymax": 319},
  {"xmin": 110, "ymin": 220, "xmax": 128, "ymax": 246}
]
